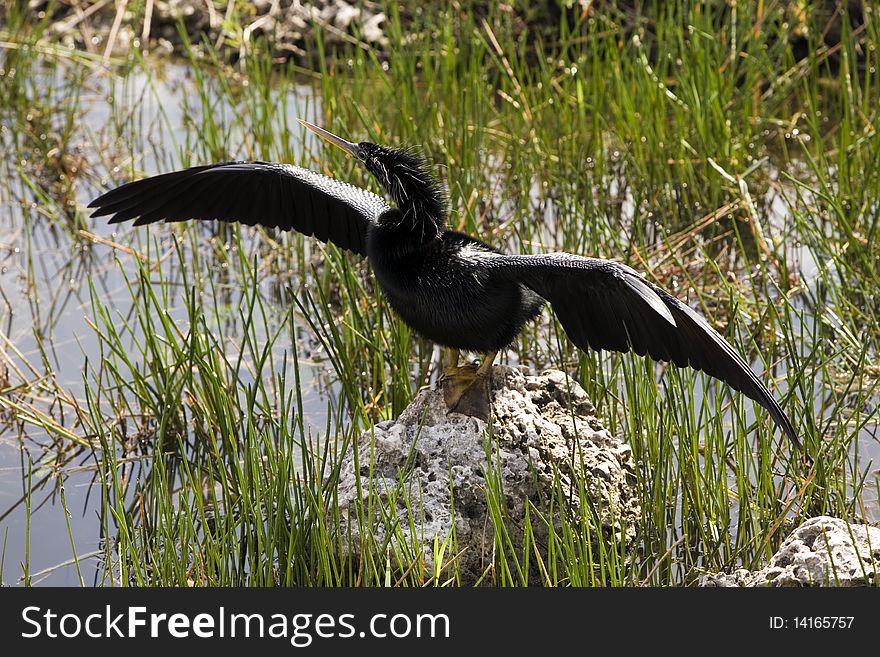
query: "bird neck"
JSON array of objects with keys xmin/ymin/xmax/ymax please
[
  {"xmin": 372, "ymin": 148, "xmax": 448, "ymax": 238},
  {"xmin": 374, "ymin": 207, "xmax": 442, "ymax": 253},
  {"xmin": 395, "ymin": 198, "xmax": 444, "ymax": 243}
]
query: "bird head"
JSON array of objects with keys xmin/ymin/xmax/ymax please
[{"xmin": 298, "ymin": 119, "xmax": 447, "ymax": 226}]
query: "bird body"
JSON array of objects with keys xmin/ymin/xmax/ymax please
[
  {"xmin": 369, "ymin": 222, "xmax": 544, "ymax": 352},
  {"xmin": 90, "ymin": 119, "xmax": 801, "ymax": 448}
]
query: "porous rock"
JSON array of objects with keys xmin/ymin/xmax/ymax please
[
  {"xmin": 43, "ymin": 0, "xmax": 391, "ymax": 60},
  {"xmin": 701, "ymin": 516, "xmax": 880, "ymax": 587},
  {"xmin": 332, "ymin": 365, "xmax": 640, "ymax": 583}
]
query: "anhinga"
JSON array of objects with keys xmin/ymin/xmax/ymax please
[{"xmin": 89, "ymin": 119, "xmax": 800, "ymax": 448}]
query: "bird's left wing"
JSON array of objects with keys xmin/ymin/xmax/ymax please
[
  {"xmin": 89, "ymin": 162, "xmax": 391, "ymax": 256},
  {"xmin": 472, "ymin": 250, "xmax": 799, "ymax": 447}
]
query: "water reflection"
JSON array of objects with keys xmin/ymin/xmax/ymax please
[{"xmin": 0, "ymin": 58, "xmax": 335, "ymax": 584}]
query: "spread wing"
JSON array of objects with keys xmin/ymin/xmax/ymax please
[
  {"xmin": 475, "ymin": 250, "xmax": 799, "ymax": 448},
  {"xmin": 88, "ymin": 162, "xmax": 391, "ymax": 256}
]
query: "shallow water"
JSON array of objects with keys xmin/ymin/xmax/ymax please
[{"xmin": 0, "ymin": 59, "xmax": 341, "ymax": 584}]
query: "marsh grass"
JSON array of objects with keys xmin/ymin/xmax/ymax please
[{"xmin": 0, "ymin": 1, "xmax": 878, "ymax": 586}]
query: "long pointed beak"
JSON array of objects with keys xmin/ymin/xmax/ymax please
[{"xmin": 298, "ymin": 119, "xmax": 359, "ymax": 157}]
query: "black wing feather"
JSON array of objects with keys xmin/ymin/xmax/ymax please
[
  {"xmin": 477, "ymin": 251, "xmax": 799, "ymax": 448},
  {"xmin": 89, "ymin": 161, "xmax": 390, "ymax": 256}
]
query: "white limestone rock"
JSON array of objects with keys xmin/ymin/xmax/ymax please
[
  {"xmin": 701, "ymin": 516, "xmax": 880, "ymax": 587},
  {"xmin": 332, "ymin": 365, "xmax": 640, "ymax": 583}
]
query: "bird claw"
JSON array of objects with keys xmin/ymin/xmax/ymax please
[{"xmin": 441, "ymin": 364, "xmax": 492, "ymax": 421}]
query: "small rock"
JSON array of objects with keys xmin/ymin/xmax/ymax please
[
  {"xmin": 360, "ymin": 13, "xmax": 388, "ymax": 46},
  {"xmin": 700, "ymin": 516, "xmax": 880, "ymax": 587},
  {"xmin": 698, "ymin": 568, "xmax": 754, "ymax": 587},
  {"xmin": 332, "ymin": 1, "xmax": 361, "ymax": 31}
]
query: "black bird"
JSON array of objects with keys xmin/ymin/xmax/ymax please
[{"xmin": 89, "ymin": 120, "xmax": 800, "ymax": 448}]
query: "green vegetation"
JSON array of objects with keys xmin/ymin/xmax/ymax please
[{"xmin": 0, "ymin": 1, "xmax": 877, "ymax": 586}]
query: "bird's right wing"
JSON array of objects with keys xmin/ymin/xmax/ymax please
[
  {"xmin": 472, "ymin": 250, "xmax": 799, "ymax": 447},
  {"xmin": 88, "ymin": 162, "xmax": 392, "ymax": 256}
]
